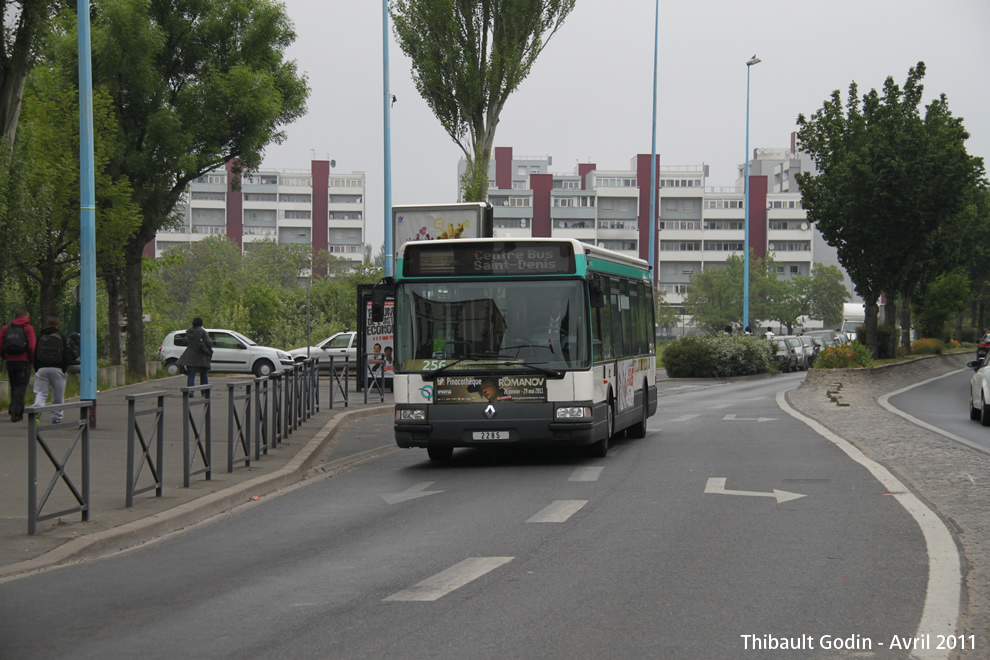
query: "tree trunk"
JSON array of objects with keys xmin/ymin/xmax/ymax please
[
  {"xmin": 865, "ymin": 299, "xmax": 880, "ymax": 358},
  {"xmin": 954, "ymin": 311, "xmax": 964, "ymax": 342},
  {"xmin": 900, "ymin": 289, "xmax": 912, "ymax": 353},
  {"xmin": 104, "ymin": 272, "xmax": 121, "ymax": 364},
  {"xmin": 124, "ymin": 247, "xmax": 146, "ymax": 379},
  {"xmin": 885, "ymin": 297, "xmax": 899, "ymax": 350}
]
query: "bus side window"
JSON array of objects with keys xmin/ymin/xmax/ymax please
[
  {"xmin": 592, "ymin": 306, "xmax": 603, "ymax": 362},
  {"xmin": 600, "ymin": 277, "xmax": 614, "ymax": 360}
]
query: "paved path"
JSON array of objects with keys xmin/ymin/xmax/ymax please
[{"xmin": 0, "ymin": 372, "xmax": 392, "ymax": 577}]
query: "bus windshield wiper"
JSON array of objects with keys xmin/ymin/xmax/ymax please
[{"xmin": 510, "ymin": 362, "xmax": 563, "ymax": 378}]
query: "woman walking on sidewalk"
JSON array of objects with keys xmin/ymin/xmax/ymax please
[{"xmin": 177, "ymin": 318, "xmax": 212, "ymax": 391}]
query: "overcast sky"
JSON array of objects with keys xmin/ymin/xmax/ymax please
[{"xmin": 263, "ymin": 1, "xmax": 990, "ymax": 250}]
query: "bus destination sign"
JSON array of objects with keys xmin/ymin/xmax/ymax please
[{"xmin": 405, "ymin": 242, "xmax": 575, "ymax": 277}]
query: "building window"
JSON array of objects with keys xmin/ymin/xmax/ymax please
[
  {"xmin": 279, "ymin": 193, "xmax": 312, "ymax": 203},
  {"xmin": 704, "ymin": 220, "xmax": 744, "ymax": 230},
  {"xmin": 494, "ymin": 218, "xmax": 529, "ymax": 229},
  {"xmin": 281, "ymin": 177, "xmax": 312, "ymax": 187},
  {"xmin": 191, "ymin": 191, "xmax": 225, "ymax": 201},
  {"xmin": 660, "ymin": 241, "xmax": 701, "ymax": 251},
  {"xmin": 659, "ymin": 220, "xmax": 701, "ymax": 230},
  {"xmin": 284, "ymin": 210, "xmax": 312, "ymax": 220},
  {"xmin": 509, "ymin": 197, "xmax": 531, "ymax": 207},
  {"xmin": 243, "ymin": 193, "xmax": 277, "ymax": 202},
  {"xmin": 704, "ymin": 241, "xmax": 744, "ymax": 251}
]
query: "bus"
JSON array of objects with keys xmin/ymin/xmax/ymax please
[{"xmin": 387, "ymin": 237, "xmax": 657, "ymax": 460}]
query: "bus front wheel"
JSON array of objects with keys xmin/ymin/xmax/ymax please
[{"xmin": 587, "ymin": 400, "xmax": 613, "ymax": 458}]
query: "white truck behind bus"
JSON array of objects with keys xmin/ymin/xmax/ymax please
[{"xmin": 840, "ymin": 303, "xmax": 865, "ymax": 340}]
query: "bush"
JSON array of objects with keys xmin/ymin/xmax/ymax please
[
  {"xmin": 662, "ymin": 334, "xmax": 772, "ymax": 378},
  {"xmin": 815, "ymin": 341, "xmax": 874, "ymax": 369},
  {"xmin": 911, "ymin": 337, "xmax": 944, "ymax": 355},
  {"xmin": 875, "ymin": 324, "xmax": 898, "ymax": 359}
]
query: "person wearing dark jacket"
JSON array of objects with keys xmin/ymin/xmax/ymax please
[
  {"xmin": 177, "ymin": 318, "xmax": 212, "ymax": 390},
  {"xmin": 32, "ymin": 314, "xmax": 72, "ymax": 424},
  {"xmin": 1, "ymin": 308, "xmax": 37, "ymax": 423}
]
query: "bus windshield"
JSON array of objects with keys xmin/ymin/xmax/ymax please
[{"xmin": 394, "ymin": 279, "xmax": 590, "ymax": 372}]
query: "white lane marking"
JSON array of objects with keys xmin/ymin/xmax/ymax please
[
  {"xmin": 526, "ymin": 500, "xmax": 588, "ymax": 523},
  {"xmin": 778, "ymin": 388, "xmax": 959, "ymax": 659},
  {"xmin": 569, "ymin": 467, "xmax": 604, "ymax": 482},
  {"xmin": 723, "ymin": 413, "xmax": 776, "ymax": 422},
  {"xmin": 383, "ymin": 557, "xmax": 514, "ymax": 602},
  {"xmin": 878, "ymin": 369, "xmax": 990, "ymax": 457},
  {"xmin": 669, "ymin": 414, "xmax": 700, "ymax": 422},
  {"xmin": 704, "ymin": 477, "xmax": 805, "ymax": 503},
  {"xmin": 381, "ymin": 482, "xmax": 444, "ymax": 505}
]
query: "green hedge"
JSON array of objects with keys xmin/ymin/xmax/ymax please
[{"xmin": 662, "ymin": 335, "xmax": 773, "ymax": 378}]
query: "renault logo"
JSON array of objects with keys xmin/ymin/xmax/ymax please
[{"xmin": 484, "ymin": 404, "xmax": 496, "ymax": 419}]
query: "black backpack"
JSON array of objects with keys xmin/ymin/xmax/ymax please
[
  {"xmin": 37, "ymin": 332, "xmax": 65, "ymax": 366},
  {"xmin": 2, "ymin": 323, "xmax": 27, "ymax": 356}
]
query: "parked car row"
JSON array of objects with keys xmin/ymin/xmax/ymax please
[{"xmin": 158, "ymin": 329, "xmax": 363, "ymax": 377}]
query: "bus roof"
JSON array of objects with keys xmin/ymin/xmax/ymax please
[{"xmin": 396, "ymin": 237, "xmax": 651, "ymax": 280}]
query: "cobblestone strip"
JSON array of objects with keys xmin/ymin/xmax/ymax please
[{"xmin": 787, "ymin": 354, "xmax": 990, "ymax": 660}]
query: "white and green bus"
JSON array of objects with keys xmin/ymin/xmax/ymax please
[{"xmin": 389, "ymin": 237, "xmax": 657, "ymax": 460}]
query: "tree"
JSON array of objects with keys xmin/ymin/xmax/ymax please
[
  {"xmin": 683, "ymin": 253, "xmax": 783, "ymax": 333},
  {"xmin": 796, "ymin": 62, "xmax": 985, "ymax": 356},
  {"xmin": 917, "ymin": 270, "xmax": 969, "ymax": 340},
  {"xmin": 390, "ymin": 0, "xmax": 575, "ymax": 201},
  {"xmin": 7, "ymin": 61, "xmax": 140, "ymax": 323},
  {"xmin": 786, "ymin": 264, "xmax": 849, "ymax": 329},
  {"xmin": 83, "ymin": 0, "xmax": 310, "ymax": 377},
  {"xmin": 0, "ymin": 1, "xmax": 59, "ymax": 146}
]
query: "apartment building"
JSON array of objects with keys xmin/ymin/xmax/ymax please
[
  {"xmin": 152, "ymin": 160, "xmax": 367, "ymax": 271},
  {"xmin": 461, "ymin": 143, "xmax": 849, "ymax": 331}
]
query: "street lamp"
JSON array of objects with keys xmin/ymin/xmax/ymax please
[{"xmin": 742, "ymin": 55, "xmax": 761, "ymax": 332}]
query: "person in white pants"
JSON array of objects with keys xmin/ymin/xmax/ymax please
[{"xmin": 33, "ymin": 315, "xmax": 71, "ymax": 424}]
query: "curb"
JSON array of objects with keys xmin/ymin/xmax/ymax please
[{"xmin": 0, "ymin": 404, "xmax": 393, "ymax": 579}]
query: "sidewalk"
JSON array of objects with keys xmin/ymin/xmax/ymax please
[{"xmin": 0, "ymin": 372, "xmax": 393, "ymax": 578}]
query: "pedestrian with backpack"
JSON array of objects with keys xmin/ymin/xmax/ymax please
[
  {"xmin": 33, "ymin": 314, "xmax": 71, "ymax": 424},
  {"xmin": 1, "ymin": 308, "xmax": 37, "ymax": 423}
]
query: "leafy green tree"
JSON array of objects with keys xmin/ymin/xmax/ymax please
[
  {"xmin": 684, "ymin": 253, "xmax": 782, "ymax": 333},
  {"xmin": 0, "ymin": 1, "xmax": 59, "ymax": 146},
  {"xmin": 7, "ymin": 62, "xmax": 140, "ymax": 323},
  {"xmin": 786, "ymin": 264, "xmax": 849, "ymax": 329},
  {"xmin": 797, "ymin": 62, "xmax": 985, "ymax": 356},
  {"xmin": 78, "ymin": 0, "xmax": 310, "ymax": 376},
  {"xmin": 917, "ymin": 270, "xmax": 970, "ymax": 340},
  {"xmin": 390, "ymin": 0, "xmax": 575, "ymax": 201}
]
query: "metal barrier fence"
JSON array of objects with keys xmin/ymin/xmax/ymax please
[
  {"xmin": 26, "ymin": 402, "xmax": 93, "ymax": 535},
  {"xmin": 270, "ymin": 372, "xmax": 283, "ymax": 447},
  {"xmin": 227, "ymin": 380, "xmax": 253, "ymax": 472},
  {"xmin": 181, "ymin": 385, "xmax": 212, "ymax": 486},
  {"xmin": 327, "ymin": 356, "xmax": 350, "ymax": 408},
  {"xmin": 254, "ymin": 376, "xmax": 270, "ymax": 460},
  {"xmin": 125, "ymin": 391, "xmax": 166, "ymax": 508},
  {"xmin": 364, "ymin": 356, "xmax": 387, "ymax": 404}
]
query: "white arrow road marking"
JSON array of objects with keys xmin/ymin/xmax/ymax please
[
  {"xmin": 704, "ymin": 477, "xmax": 805, "ymax": 504},
  {"xmin": 384, "ymin": 557, "xmax": 514, "ymax": 602},
  {"xmin": 669, "ymin": 414, "xmax": 700, "ymax": 422},
  {"xmin": 526, "ymin": 500, "xmax": 588, "ymax": 523},
  {"xmin": 381, "ymin": 482, "xmax": 443, "ymax": 505},
  {"xmin": 569, "ymin": 467, "xmax": 604, "ymax": 482},
  {"xmin": 723, "ymin": 413, "xmax": 777, "ymax": 422}
]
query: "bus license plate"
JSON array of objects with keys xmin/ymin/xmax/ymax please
[{"xmin": 473, "ymin": 431, "xmax": 509, "ymax": 441}]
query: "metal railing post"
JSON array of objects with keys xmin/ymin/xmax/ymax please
[
  {"xmin": 227, "ymin": 381, "xmax": 252, "ymax": 472},
  {"xmin": 181, "ymin": 385, "xmax": 212, "ymax": 486},
  {"xmin": 125, "ymin": 391, "xmax": 167, "ymax": 508},
  {"xmin": 271, "ymin": 372, "xmax": 283, "ymax": 448},
  {"xmin": 254, "ymin": 375, "xmax": 269, "ymax": 459},
  {"xmin": 26, "ymin": 401, "xmax": 92, "ymax": 535}
]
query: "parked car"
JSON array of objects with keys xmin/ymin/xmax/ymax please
[
  {"xmin": 771, "ymin": 338, "xmax": 798, "ymax": 372},
  {"xmin": 968, "ymin": 355, "xmax": 990, "ymax": 425},
  {"xmin": 288, "ymin": 331, "xmax": 358, "ymax": 370},
  {"xmin": 778, "ymin": 335, "xmax": 810, "ymax": 370},
  {"xmin": 158, "ymin": 329, "xmax": 293, "ymax": 377},
  {"xmin": 798, "ymin": 335, "xmax": 821, "ymax": 366},
  {"xmin": 804, "ymin": 329, "xmax": 840, "ymax": 348},
  {"xmin": 977, "ymin": 331, "xmax": 990, "ymax": 360}
]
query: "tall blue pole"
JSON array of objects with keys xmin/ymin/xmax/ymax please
[
  {"xmin": 742, "ymin": 56, "xmax": 760, "ymax": 332},
  {"xmin": 78, "ymin": 3, "xmax": 98, "ymax": 407},
  {"xmin": 383, "ymin": 0, "xmax": 394, "ymax": 278},
  {"xmin": 648, "ymin": 0, "xmax": 659, "ymax": 285}
]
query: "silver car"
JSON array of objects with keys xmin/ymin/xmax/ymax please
[
  {"xmin": 158, "ymin": 329, "xmax": 293, "ymax": 377},
  {"xmin": 288, "ymin": 331, "xmax": 358, "ymax": 370}
]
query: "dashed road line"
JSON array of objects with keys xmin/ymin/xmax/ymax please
[
  {"xmin": 383, "ymin": 557, "xmax": 514, "ymax": 602},
  {"xmin": 526, "ymin": 500, "xmax": 588, "ymax": 523}
]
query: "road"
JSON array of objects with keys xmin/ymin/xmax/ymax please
[
  {"xmin": 885, "ymin": 365, "xmax": 990, "ymax": 455},
  {"xmin": 0, "ymin": 373, "xmax": 943, "ymax": 659}
]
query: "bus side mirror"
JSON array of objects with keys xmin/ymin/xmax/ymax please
[
  {"xmin": 371, "ymin": 277, "xmax": 394, "ymax": 323},
  {"xmin": 589, "ymin": 275, "xmax": 605, "ymax": 308}
]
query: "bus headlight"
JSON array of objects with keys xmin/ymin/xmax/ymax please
[
  {"xmin": 396, "ymin": 408, "xmax": 427, "ymax": 422},
  {"xmin": 556, "ymin": 406, "xmax": 592, "ymax": 420}
]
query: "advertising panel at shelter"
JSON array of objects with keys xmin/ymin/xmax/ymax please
[{"xmin": 392, "ymin": 202, "xmax": 493, "ymax": 253}]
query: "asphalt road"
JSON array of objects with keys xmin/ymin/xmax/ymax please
[
  {"xmin": 0, "ymin": 374, "xmax": 936, "ymax": 659},
  {"xmin": 885, "ymin": 366, "xmax": 990, "ymax": 455}
]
